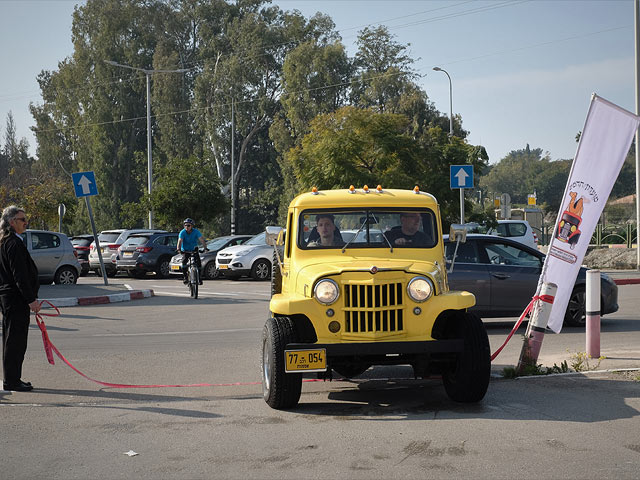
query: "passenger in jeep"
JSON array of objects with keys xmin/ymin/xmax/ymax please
[
  {"xmin": 385, "ymin": 212, "xmax": 430, "ymax": 247},
  {"xmin": 307, "ymin": 214, "xmax": 344, "ymax": 247}
]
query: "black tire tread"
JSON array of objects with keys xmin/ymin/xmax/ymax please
[
  {"xmin": 262, "ymin": 316, "xmax": 302, "ymax": 409},
  {"xmin": 442, "ymin": 312, "xmax": 490, "ymax": 403}
]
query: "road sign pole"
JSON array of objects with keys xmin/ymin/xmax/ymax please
[
  {"xmin": 85, "ymin": 197, "xmax": 108, "ymax": 286},
  {"xmin": 460, "ymin": 189, "xmax": 464, "ymax": 223}
]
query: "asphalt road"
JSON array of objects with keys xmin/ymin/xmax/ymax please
[{"xmin": 1, "ymin": 275, "xmax": 639, "ymax": 479}]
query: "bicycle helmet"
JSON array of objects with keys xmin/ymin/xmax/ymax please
[{"xmin": 183, "ymin": 217, "xmax": 195, "ymax": 226}]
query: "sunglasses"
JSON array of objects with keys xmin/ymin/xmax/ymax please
[
  {"xmin": 14, "ymin": 217, "xmax": 27, "ymax": 223},
  {"xmin": 184, "ymin": 223, "xmax": 193, "ymax": 227}
]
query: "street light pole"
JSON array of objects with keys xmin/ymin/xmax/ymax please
[
  {"xmin": 104, "ymin": 60, "xmax": 189, "ymax": 229},
  {"xmin": 433, "ymin": 66, "xmax": 463, "ymax": 222}
]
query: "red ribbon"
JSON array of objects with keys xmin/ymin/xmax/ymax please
[
  {"xmin": 34, "ymin": 301, "xmax": 325, "ymax": 389},
  {"xmin": 489, "ymin": 293, "xmax": 554, "ymax": 362}
]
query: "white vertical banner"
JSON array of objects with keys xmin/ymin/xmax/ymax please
[{"xmin": 543, "ymin": 95, "xmax": 640, "ymax": 333}]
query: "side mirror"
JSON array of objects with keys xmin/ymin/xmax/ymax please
[
  {"xmin": 265, "ymin": 226, "xmax": 285, "ymax": 246},
  {"xmin": 449, "ymin": 224, "xmax": 467, "ymax": 243}
]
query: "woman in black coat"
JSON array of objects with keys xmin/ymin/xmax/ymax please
[{"xmin": 0, "ymin": 205, "xmax": 40, "ymax": 392}]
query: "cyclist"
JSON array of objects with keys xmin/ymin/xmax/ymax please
[{"xmin": 177, "ymin": 218, "xmax": 208, "ymax": 285}]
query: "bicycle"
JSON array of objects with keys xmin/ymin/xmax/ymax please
[{"xmin": 182, "ymin": 248, "xmax": 204, "ymax": 299}]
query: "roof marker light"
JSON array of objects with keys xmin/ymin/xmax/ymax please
[
  {"xmin": 348, "ymin": 185, "xmax": 356, "ymax": 194},
  {"xmin": 311, "ymin": 186, "xmax": 319, "ymax": 195},
  {"xmin": 376, "ymin": 185, "xmax": 383, "ymax": 193},
  {"xmin": 363, "ymin": 185, "xmax": 370, "ymax": 193},
  {"xmin": 413, "ymin": 185, "xmax": 420, "ymax": 194}
]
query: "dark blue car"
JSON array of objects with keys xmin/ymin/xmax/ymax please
[
  {"xmin": 444, "ymin": 234, "xmax": 618, "ymax": 327},
  {"xmin": 116, "ymin": 232, "xmax": 179, "ymax": 278}
]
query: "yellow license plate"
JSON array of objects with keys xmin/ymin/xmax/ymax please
[
  {"xmin": 219, "ymin": 264, "xmax": 228, "ymax": 269},
  {"xmin": 123, "ymin": 252, "xmax": 133, "ymax": 257},
  {"xmin": 171, "ymin": 265, "xmax": 180, "ymax": 271},
  {"xmin": 285, "ymin": 349, "xmax": 327, "ymax": 373}
]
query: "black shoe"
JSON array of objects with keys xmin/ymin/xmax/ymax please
[
  {"xmin": 198, "ymin": 280, "xmax": 203, "ymax": 285},
  {"xmin": 183, "ymin": 278, "xmax": 188, "ymax": 284},
  {"xmin": 3, "ymin": 380, "xmax": 33, "ymax": 392}
]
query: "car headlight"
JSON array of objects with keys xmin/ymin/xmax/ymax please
[
  {"xmin": 407, "ymin": 276, "xmax": 433, "ymax": 302},
  {"xmin": 314, "ymin": 279, "xmax": 339, "ymax": 305}
]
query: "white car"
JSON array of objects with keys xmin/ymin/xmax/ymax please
[
  {"xmin": 215, "ymin": 232, "xmax": 272, "ymax": 280},
  {"xmin": 487, "ymin": 220, "xmax": 538, "ymax": 249}
]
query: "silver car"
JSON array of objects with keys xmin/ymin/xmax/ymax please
[
  {"xmin": 215, "ymin": 232, "xmax": 272, "ymax": 280},
  {"xmin": 24, "ymin": 230, "xmax": 81, "ymax": 284}
]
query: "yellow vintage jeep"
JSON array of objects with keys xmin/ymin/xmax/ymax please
[{"xmin": 262, "ymin": 186, "xmax": 490, "ymax": 409}]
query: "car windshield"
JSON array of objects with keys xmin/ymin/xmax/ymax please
[
  {"xmin": 122, "ymin": 236, "xmax": 151, "ymax": 247},
  {"xmin": 207, "ymin": 237, "xmax": 232, "ymax": 250},
  {"xmin": 245, "ymin": 232, "xmax": 267, "ymax": 246},
  {"xmin": 298, "ymin": 209, "xmax": 437, "ymax": 249}
]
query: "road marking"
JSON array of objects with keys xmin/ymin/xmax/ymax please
[{"xmin": 93, "ymin": 327, "xmax": 262, "ymax": 337}]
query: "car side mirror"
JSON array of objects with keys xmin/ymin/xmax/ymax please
[
  {"xmin": 449, "ymin": 224, "xmax": 467, "ymax": 243},
  {"xmin": 265, "ymin": 226, "xmax": 285, "ymax": 246}
]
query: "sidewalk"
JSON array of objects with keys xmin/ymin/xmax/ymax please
[
  {"xmin": 38, "ymin": 282, "xmax": 154, "ymax": 308},
  {"xmin": 601, "ymin": 269, "xmax": 640, "ymax": 285}
]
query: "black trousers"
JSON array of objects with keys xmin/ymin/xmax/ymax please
[
  {"xmin": 181, "ymin": 251, "xmax": 202, "ymax": 280},
  {"xmin": 1, "ymin": 295, "xmax": 30, "ymax": 384}
]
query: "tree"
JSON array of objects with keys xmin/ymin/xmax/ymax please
[
  {"xmin": 283, "ymin": 106, "xmax": 487, "ymax": 224},
  {"xmin": 148, "ymin": 155, "xmax": 226, "ymax": 230}
]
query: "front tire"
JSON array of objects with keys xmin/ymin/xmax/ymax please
[
  {"xmin": 442, "ymin": 312, "xmax": 490, "ymax": 403},
  {"xmin": 564, "ymin": 287, "xmax": 586, "ymax": 327},
  {"xmin": 251, "ymin": 259, "xmax": 271, "ymax": 281},
  {"xmin": 189, "ymin": 267, "xmax": 198, "ymax": 299},
  {"xmin": 156, "ymin": 257, "xmax": 171, "ymax": 278},
  {"xmin": 262, "ymin": 316, "xmax": 302, "ymax": 409},
  {"xmin": 204, "ymin": 262, "xmax": 220, "ymax": 280}
]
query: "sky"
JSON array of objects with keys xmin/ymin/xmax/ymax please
[{"xmin": 0, "ymin": 0, "xmax": 635, "ymax": 164}]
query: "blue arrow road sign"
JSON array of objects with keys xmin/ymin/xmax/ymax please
[
  {"xmin": 72, "ymin": 171, "xmax": 99, "ymax": 197},
  {"xmin": 450, "ymin": 165, "xmax": 474, "ymax": 189}
]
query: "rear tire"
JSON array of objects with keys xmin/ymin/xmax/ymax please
[
  {"xmin": 271, "ymin": 250, "xmax": 282, "ymax": 296},
  {"xmin": 564, "ymin": 287, "xmax": 586, "ymax": 327},
  {"xmin": 442, "ymin": 312, "xmax": 490, "ymax": 403},
  {"xmin": 54, "ymin": 266, "xmax": 78, "ymax": 285},
  {"xmin": 262, "ymin": 316, "xmax": 302, "ymax": 409}
]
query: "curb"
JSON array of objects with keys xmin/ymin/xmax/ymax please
[
  {"xmin": 613, "ymin": 278, "xmax": 640, "ymax": 285},
  {"xmin": 42, "ymin": 289, "xmax": 154, "ymax": 308}
]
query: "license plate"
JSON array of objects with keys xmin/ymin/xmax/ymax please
[
  {"xmin": 171, "ymin": 265, "xmax": 180, "ymax": 271},
  {"xmin": 285, "ymin": 349, "xmax": 327, "ymax": 373},
  {"xmin": 219, "ymin": 264, "xmax": 228, "ymax": 269},
  {"xmin": 123, "ymin": 252, "xmax": 133, "ymax": 257}
]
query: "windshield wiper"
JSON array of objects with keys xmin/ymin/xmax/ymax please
[
  {"xmin": 381, "ymin": 229, "xmax": 393, "ymax": 253},
  {"xmin": 342, "ymin": 218, "xmax": 368, "ymax": 253}
]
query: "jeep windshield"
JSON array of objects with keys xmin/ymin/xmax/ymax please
[{"xmin": 298, "ymin": 209, "xmax": 437, "ymax": 249}]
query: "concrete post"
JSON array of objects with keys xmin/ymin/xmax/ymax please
[
  {"xmin": 517, "ymin": 282, "xmax": 557, "ymax": 373},
  {"xmin": 586, "ymin": 269, "xmax": 601, "ymax": 358}
]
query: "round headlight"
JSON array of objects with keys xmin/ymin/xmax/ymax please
[
  {"xmin": 314, "ymin": 279, "xmax": 339, "ymax": 305},
  {"xmin": 407, "ymin": 276, "xmax": 433, "ymax": 302}
]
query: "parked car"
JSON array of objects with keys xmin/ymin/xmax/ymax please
[
  {"xmin": 89, "ymin": 229, "xmax": 165, "ymax": 277},
  {"xmin": 444, "ymin": 234, "xmax": 618, "ymax": 327},
  {"xmin": 24, "ymin": 230, "xmax": 81, "ymax": 285},
  {"xmin": 487, "ymin": 219, "xmax": 538, "ymax": 249},
  {"xmin": 215, "ymin": 232, "xmax": 272, "ymax": 280},
  {"xmin": 115, "ymin": 232, "xmax": 179, "ymax": 278},
  {"xmin": 170, "ymin": 235, "xmax": 253, "ymax": 280},
  {"xmin": 70, "ymin": 234, "xmax": 93, "ymax": 276}
]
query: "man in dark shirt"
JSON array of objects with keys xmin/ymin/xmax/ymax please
[
  {"xmin": 385, "ymin": 212, "xmax": 430, "ymax": 247},
  {"xmin": 0, "ymin": 206, "xmax": 40, "ymax": 392}
]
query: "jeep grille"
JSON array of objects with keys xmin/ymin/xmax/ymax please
[{"xmin": 344, "ymin": 282, "xmax": 404, "ymax": 333}]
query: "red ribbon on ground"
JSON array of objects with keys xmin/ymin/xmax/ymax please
[
  {"xmin": 34, "ymin": 301, "xmax": 326, "ymax": 389},
  {"xmin": 489, "ymin": 294, "xmax": 555, "ymax": 361}
]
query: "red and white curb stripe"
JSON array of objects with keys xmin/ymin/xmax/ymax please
[{"xmin": 41, "ymin": 289, "xmax": 154, "ymax": 308}]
